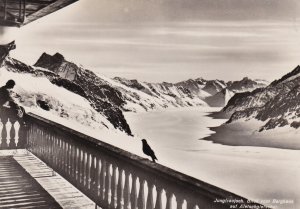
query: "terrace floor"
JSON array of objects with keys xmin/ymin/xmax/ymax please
[{"xmin": 0, "ymin": 150, "xmax": 95, "ymax": 209}]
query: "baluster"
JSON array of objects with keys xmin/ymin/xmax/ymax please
[
  {"xmin": 51, "ymin": 133, "xmax": 57, "ymax": 170},
  {"xmin": 65, "ymin": 142, "xmax": 69, "ymax": 175},
  {"xmin": 130, "ymin": 175, "xmax": 138, "ymax": 209},
  {"xmin": 40, "ymin": 129, "xmax": 44, "ymax": 156},
  {"xmin": 100, "ymin": 160, "xmax": 106, "ymax": 200},
  {"xmin": 40, "ymin": 130, "xmax": 43, "ymax": 158},
  {"xmin": 17, "ymin": 119, "xmax": 26, "ymax": 148},
  {"xmin": 69, "ymin": 143, "xmax": 73, "ymax": 178},
  {"xmin": 116, "ymin": 168, "xmax": 124, "ymax": 209},
  {"xmin": 110, "ymin": 164, "xmax": 117, "ymax": 208},
  {"xmin": 95, "ymin": 157, "xmax": 101, "ymax": 198},
  {"xmin": 34, "ymin": 128, "xmax": 38, "ymax": 153},
  {"xmin": 45, "ymin": 132, "xmax": 49, "ymax": 165},
  {"xmin": 27, "ymin": 125, "xmax": 31, "ymax": 151},
  {"xmin": 75, "ymin": 147, "xmax": 79, "ymax": 182},
  {"xmin": 58, "ymin": 138, "xmax": 62, "ymax": 171},
  {"xmin": 1, "ymin": 116, "xmax": 8, "ymax": 149},
  {"xmin": 62, "ymin": 141, "xmax": 66, "ymax": 174},
  {"xmin": 9, "ymin": 119, "xmax": 16, "ymax": 149},
  {"xmin": 146, "ymin": 182, "xmax": 154, "ymax": 209},
  {"xmin": 83, "ymin": 150, "xmax": 87, "ymax": 187},
  {"xmin": 123, "ymin": 171, "xmax": 131, "ymax": 209},
  {"xmin": 90, "ymin": 154, "xmax": 96, "ymax": 195},
  {"xmin": 32, "ymin": 126, "xmax": 36, "ymax": 152},
  {"xmin": 154, "ymin": 187, "xmax": 163, "ymax": 209},
  {"xmin": 66, "ymin": 141, "xmax": 70, "ymax": 175},
  {"xmin": 36, "ymin": 129, "xmax": 40, "ymax": 155},
  {"xmin": 166, "ymin": 191, "xmax": 173, "ymax": 209},
  {"xmin": 42, "ymin": 130, "xmax": 46, "ymax": 157},
  {"xmin": 78, "ymin": 149, "xmax": 82, "ymax": 185},
  {"xmin": 72, "ymin": 144, "xmax": 76, "ymax": 178},
  {"xmin": 176, "ymin": 196, "xmax": 184, "ymax": 209},
  {"xmin": 41, "ymin": 130, "xmax": 45, "ymax": 158},
  {"xmin": 137, "ymin": 178, "xmax": 146, "ymax": 209},
  {"xmin": 86, "ymin": 153, "xmax": 91, "ymax": 189},
  {"xmin": 69, "ymin": 143, "xmax": 73, "ymax": 176},
  {"xmin": 73, "ymin": 145, "xmax": 79, "ymax": 180},
  {"xmin": 44, "ymin": 132, "xmax": 49, "ymax": 161},
  {"xmin": 49, "ymin": 133, "xmax": 53, "ymax": 162},
  {"xmin": 63, "ymin": 141, "xmax": 68, "ymax": 174},
  {"xmin": 50, "ymin": 135, "xmax": 55, "ymax": 167},
  {"xmin": 52, "ymin": 135, "xmax": 56, "ymax": 169},
  {"xmin": 64, "ymin": 140, "xmax": 68, "ymax": 174},
  {"xmin": 105, "ymin": 162, "xmax": 111, "ymax": 206},
  {"xmin": 26, "ymin": 124, "xmax": 30, "ymax": 149},
  {"xmin": 40, "ymin": 130, "xmax": 44, "ymax": 157},
  {"xmin": 32, "ymin": 127, "xmax": 36, "ymax": 153},
  {"xmin": 82, "ymin": 150, "xmax": 86, "ymax": 187},
  {"xmin": 54, "ymin": 136, "xmax": 59, "ymax": 170},
  {"xmin": 41, "ymin": 129, "xmax": 44, "ymax": 157},
  {"xmin": 70, "ymin": 143, "xmax": 74, "ymax": 177},
  {"xmin": 78, "ymin": 148, "xmax": 82, "ymax": 185},
  {"xmin": 61, "ymin": 139, "xmax": 65, "ymax": 173}
]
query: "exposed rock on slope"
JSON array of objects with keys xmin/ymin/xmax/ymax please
[
  {"xmin": 222, "ymin": 65, "xmax": 300, "ymax": 131},
  {"xmin": 3, "ymin": 55, "xmax": 132, "ymax": 135},
  {"xmin": 34, "ymin": 53, "xmax": 132, "ymax": 135}
]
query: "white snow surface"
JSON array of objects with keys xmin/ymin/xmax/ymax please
[
  {"xmin": 0, "ymin": 68, "xmax": 113, "ymax": 130},
  {"xmin": 125, "ymin": 109, "xmax": 300, "ymax": 209}
]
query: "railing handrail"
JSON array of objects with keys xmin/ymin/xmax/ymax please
[{"xmin": 25, "ymin": 112, "xmax": 249, "ymax": 201}]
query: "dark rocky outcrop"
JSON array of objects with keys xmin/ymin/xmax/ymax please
[{"xmin": 221, "ymin": 65, "xmax": 300, "ymax": 131}]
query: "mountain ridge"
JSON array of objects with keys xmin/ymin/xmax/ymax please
[
  {"xmin": 221, "ymin": 65, "xmax": 300, "ymax": 132},
  {"xmin": 2, "ymin": 51, "xmax": 269, "ymax": 135}
]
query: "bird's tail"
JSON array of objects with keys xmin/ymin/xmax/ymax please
[{"xmin": 151, "ymin": 155, "xmax": 158, "ymax": 163}]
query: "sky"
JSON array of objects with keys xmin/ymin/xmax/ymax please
[{"xmin": 1, "ymin": 0, "xmax": 300, "ymax": 82}]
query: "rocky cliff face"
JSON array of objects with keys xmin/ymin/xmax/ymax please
[
  {"xmin": 223, "ymin": 65, "xmax": 300, "ymax": 131},
  {"xmin": 3, "ymin": 55, "xmax": 132, "ymax": 135}
]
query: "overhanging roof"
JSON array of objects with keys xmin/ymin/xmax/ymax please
[{"xmin": 0, "ymin": 0, "xmax": 78, "ymax": 27}]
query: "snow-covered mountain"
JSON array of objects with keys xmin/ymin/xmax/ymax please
[
  {"xmin": 33, "ymin": 53, "xmax": 267, "ymax": 111},
  {"xmin": 3, "ymin": 54, "xmax": 132, "ymax": 135},
  {"xmin": 112, "ymin": 75, "xmax": 267, "ymax": 109},
  {"xmin": 221, "ymin": 65, "xmax": 300, "ymax": 132},
  {"xmin": 0, "ymin": 67, "xmax": 114, "ymax": 131},
  {"xmin": 1, "ymin": 51, "xmax": 268, "ymax": 135}
]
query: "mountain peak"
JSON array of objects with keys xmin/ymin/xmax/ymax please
[
  {"xmin": 271, "ymin": 65, "xmax": 300, "ymax": 85},
  {"xmin": 53, "ymin": 52, "xmax": 65, "ymax": 61},
  {"xmin": 34, "ymin": 52, "xmax": 65, "ymax": 68}
]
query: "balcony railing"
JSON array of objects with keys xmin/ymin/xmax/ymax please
[
  {"xmin": 0, "ymin": 108, "xmax": 26, "ymax": 149},
  {"xmin": 1, "ymin": 111, "xmax": 264, "ymax": 209}
]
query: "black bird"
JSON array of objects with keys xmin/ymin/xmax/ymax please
[{"xmin": 142, "ymin": 139, "xmax": 157, "ymax": 163}]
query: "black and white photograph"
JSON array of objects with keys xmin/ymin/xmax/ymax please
[{"xmin": 0, "ymin": 0, "xmax": 299, "ymax": 208}]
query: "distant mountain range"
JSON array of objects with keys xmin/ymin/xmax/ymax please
[
  {"xmin": 221, "ymin": 65, "xmax": 300, "ymax": 132},
  {"xmin": 2, "ymin": 52, "xmax": 268, "ymax": 134},
  {"xmin": 113, "ymin": 76, "xmax": 267, "ymax": 109}
]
